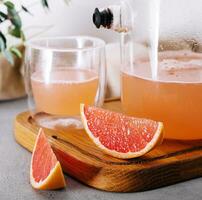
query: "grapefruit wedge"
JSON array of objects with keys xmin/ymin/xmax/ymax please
[
  {"xmin": 30, "ymin": 128, "xmax": 66, "ymax": 190},
  {"xmin": 80, "ymin": 104, "xmax": 164, "ymax": 159}
]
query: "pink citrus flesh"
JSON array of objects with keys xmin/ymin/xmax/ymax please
[
  {"xmin": 30, "ymin": 128, "xmax": 66, "ymax": 190},
  {"xmin": 80, "ymin": 104, "xmax": 164, "ymax": 159}
]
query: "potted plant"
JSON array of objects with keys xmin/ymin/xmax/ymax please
[{"xmin": 0, "ymin": 0, "xmax": 65, "ymax": 100}]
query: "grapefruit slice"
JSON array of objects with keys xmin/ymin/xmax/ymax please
[
  {"xmin": 30, "ymin": 128, "xmax": 66, "ymax": 190},
  {"xmin": 80, "ymin": 104, "xmax": 164, "ymax": 159}
]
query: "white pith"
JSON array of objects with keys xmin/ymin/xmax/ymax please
[{"xmin": 30, "ymin": 161, "xmax": 61, "ymax": 188}]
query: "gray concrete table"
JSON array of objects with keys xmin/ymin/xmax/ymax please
[{"xmin": 0, "ymin": 98, "xmax": 201, "ymax": 200}]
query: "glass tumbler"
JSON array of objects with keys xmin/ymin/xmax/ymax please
[{"xmin": 24, "ymin": 36, "xmax": 106, "ymax": 129}]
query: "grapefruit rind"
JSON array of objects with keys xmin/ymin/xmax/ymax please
[
  {"xmin": 80, "ymin": 104, "xmax": 164, "ymax": 159},
  {"xmin": 30, "ymin": 128, "xmax": 66, "ymax": 190}
]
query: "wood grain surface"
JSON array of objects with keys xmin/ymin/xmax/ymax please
[{"xmin": 14, "ymin": 100, "xmax": 202, "ymax": 192}]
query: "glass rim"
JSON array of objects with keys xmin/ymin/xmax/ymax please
[{"xmin": 25, "ymin": 36, "xmax": 106, "ymax": 52}]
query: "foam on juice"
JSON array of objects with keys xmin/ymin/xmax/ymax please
[
  {"xmin": 121, "ymin": 50, "xmax": 202, "ymax": 140},
  {"xmin": 126, "ymin": 50, "xmax": 202, "ymax": 82}
]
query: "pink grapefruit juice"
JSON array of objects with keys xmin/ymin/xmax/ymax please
[
  {"xmin": 121, "ymin": 50, "xmax": 202, "ymax": 140},
  {"xmin": 31, "ymin": 68, "xmax": 98, "ymax": 116}
]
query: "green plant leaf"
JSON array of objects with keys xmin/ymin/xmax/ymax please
[
  {"xmin": 0, "ymin": 0, "xmax": 70, "ymax": 63},
  {"xmin": 0, "ymin": 31, "xmax": 7, "ymax": 50},
  {"xmin": 0, "ymin": 38, "xmax": 5, "ymax": 51},
  {"xmin": 21, "ymin": 5, "xmax": 33, "ymax": 15},
  {"xmin": 20, "ymin": 30, "xmax": 26, "ymax": 41},
  {"xmin": 7, "ymin": 7, "xmax": 22, "ymax": 28},
  {"xmin": 10, "ymin": 47, "xmax": 22, "ymax": 58},
  {"xmin": 0, "ymin": 11, "xmax": 8, "ymax": 21},
  {"xmin": 4, "ymin": 1, "xmax": 14, "ymax": 9},
  {"xmin": 8, "ymin": 26, "xmax": 25, "ymax": 40},
  {"xmin": 3, "ymin": 50, "xmax": 14, "ymax": 65},
  {"xmin": 41, "ymin": 0, "xmax": 49, "ymax": 8},
  {"xmin": 8, "ymin": 26, "xmax": 21, "ymax": 38}
]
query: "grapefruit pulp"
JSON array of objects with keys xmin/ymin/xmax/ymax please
[
  {"xmin": 80, "ymin": 104, "xmax": 164, "ymax": 159},
  {"xmin": 30, "ymin": 128, "xmax": 66, "ymax": 190}
]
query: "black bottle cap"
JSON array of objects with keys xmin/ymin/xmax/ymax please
[{"xmin": 93, "ymin": 8, "xmax": 113, "ymax": 29}]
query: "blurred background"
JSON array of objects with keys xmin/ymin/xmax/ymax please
[
  {"xmin": 13, "ymin": 0, "xmax": 202, "ymax": 42},
  {"xmin": 12, "ymin": 0, "xmax": 120, "ymax": 43}
]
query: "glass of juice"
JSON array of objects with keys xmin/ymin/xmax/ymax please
[{"xmin": 24, "ymin": 36, "xmax": 106, "ymax": 129}]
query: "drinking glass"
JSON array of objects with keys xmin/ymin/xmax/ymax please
[{"xmin": 24, "ymin": 36, "xmax": 106, "ymax": 129}]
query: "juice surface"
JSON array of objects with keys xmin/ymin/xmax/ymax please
[
  {"xmin": 121, "ymin": 50, "xmax": 202, "ymax": 140},
  {"xmin": 31, "ymin": 68, "xmax": 98, "ymax": 116}
]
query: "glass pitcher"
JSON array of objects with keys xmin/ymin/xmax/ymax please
[{"xmin": 93, "ymin": 0, "xmax": 202, "ymax": 140}]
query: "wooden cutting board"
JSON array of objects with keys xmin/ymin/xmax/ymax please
[{"xmin": 14, "ymin": 99, "xmax": 202, "ymax": 192}]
